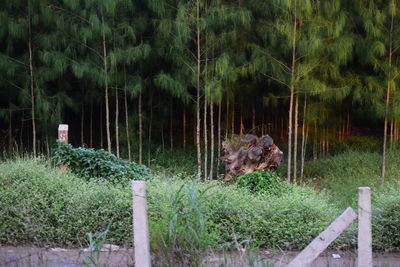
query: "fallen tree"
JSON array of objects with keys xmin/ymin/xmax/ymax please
[{"xmin": 219, "ymin": 134, "xmax": 283, "ymax": 181}]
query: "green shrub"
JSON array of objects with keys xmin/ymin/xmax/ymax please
[
  {"xmin": 373, "ymin": 181, "xmax": 400, "ymax": 251},
  {"xmin": 52, "ymin": 141, "xmax": 152, "ymax": 183},
  {"xmin": 3, "ymin": 157, "xmax": 400, "ymax": 252},
  {"xmin": 303, "ymin": 150, "xmax": 400, "ymax": 208},
  {"xmin": 204, "ymin": 183, "xmax": 341, "ymax": 250},
  {"xmin": 236, "ymin": 170, "xmax": 288, "ymax": 195},
  {"xmin": 0, "ymin": 158, "xmax": 132, "ymax": 247}
]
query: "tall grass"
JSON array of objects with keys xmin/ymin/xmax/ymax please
[{"xmin": 303, "ymin": 150, "xmax": 400, "ymax": 208}]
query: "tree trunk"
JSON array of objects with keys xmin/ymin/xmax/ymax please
[
  {"xmin": 148, "ymin": 94, "xmax": 153, "ymax": 166},
  {"xmin": 28, "ymin": 29, "xmax": 36, "ymax": 157},
  {"xmin": 115, "ymin": 86, "xmax": 120, "ymax": 157},
  {"xmin": 390, "ymin": 119, "xmax": 394, "ymax": 150},
  {"xmin": 300, "ymin": 96, "xmax": 307, "ymax": 181},
  {"xmin": 293, "ymin": 94, "xmax": 299, "ymax": 183},
  {"xmin": 313, "ymin": 122, "xmax": 318, "ymax": 161},
  {"xmin": 8, "ymin": 109, "xmax": 12, "ymax": 151},
  {"xmin": 183, "ymin": 108, "xmax": 186, "ymax": 149},
  {"xmin": 240, "ymin": 105, "xmax": 244, "ymax": 136},
  {"xmin": 204, "ymin": 97, "xmax": 208, "ymax": 180},
  {"xmin": 124, "ymin": 69, "xmax": 131, "ymax": 161},
  {"xmin": 102, "ymin": 14, "xmax": 111, "ymax": 153},
  {"xmin": 196, "ymin": 0, "xmax": 202, "ymax": 178},
  {"xmin": 287, "ymin": 0, "xmax": 297, "ymax": 183},
  {"xmin": 100, "ymin": 101, "xmax": 103, "ymax": 148},
  {"xmin": 231, "ymin": 97, "xmax": 235, "ymax": 137},
  {"xmin": 161, "ymin": 123, "xmax": 165, "ymax": 153},
  {"xmin": 225, "ymin": 97, "xmax": 229, "ymax": 139},
  {"xmin": 90, "ymin": 99, "xmax": 93, "ymax": 147},
  {"xmin": 252, "ymin": 103, "xmax": 256, "ymax": 131},
  {"xmin": 170, "ymin": 100, "xmax": 173, "ymax": 150},
  {"xmin": 209, "ymin": 101, "xmax": 214, "ymax": 180},
  {"xmin": 217, "ymin": 97, "xmax": 222, "ymax": 176},
  {"xmin": 20, "ymin": 111, "xmax": 24, "ymax": 153},
  {"xmin": 381, "ymin": 6, "xmax": 394, "ymax": 184},
  {"xmin": 139, "ymin": 92, "xmax": 143, "ymax": 164},
  {"xmin": 81, "ymin": 95, "xmax": 84, "ymax": 146}
]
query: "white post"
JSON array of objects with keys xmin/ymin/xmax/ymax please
[
  {"xmin": 132, "ymin": 181, "xmax": 151, "ymax": 267},
  {"xmin": 288, "ymin": 207, "xmax": 357, "ymax": 267},
  {"xmin": 358, "ymin": 187, "xmax": 372, "ymax": 267},
  {"xmin": 58, "ymin": 124, "xmax": 69, "ymax": 143}
]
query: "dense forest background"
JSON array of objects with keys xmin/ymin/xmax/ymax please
[{"xmin": 1, "ymin": 0, "xmax": 400, "ymax": 182}]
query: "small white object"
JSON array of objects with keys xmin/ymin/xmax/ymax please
[{"xmin": 332, "ymin": 253, "xmax": 341, "ymax": 259}]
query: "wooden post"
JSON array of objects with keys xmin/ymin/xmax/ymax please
[
  {"xmin": 358, "ymin": 187, "xmax": 372, "ymax": 267},
  {"xmin": 58, "ymin": 124, "xmax": 69, "ymax": 143},
  {"xmin": 288, "ymin": 207, "xmax": 357, "ymax": 267},
  {"xmin": 132, "ymin": 181, "xmax": 151, "ymax": 267}
]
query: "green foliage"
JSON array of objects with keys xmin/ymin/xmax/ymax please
[
  {"xmin": 373, "ymin": 181, "xmax": 400, "ymax": 251},
  {"xmin": 303, "ymin": 150, "xmax": 400, "ymax": 208},
  {"xmin": 0, "ymin": 158, "xmax": 132, "ymax": 247},
  {"xmin": 149, "ymin": 180, "xmax": 213, "ymax": 265},
  {"xmin": 52, "ymin": 141, "xmax": 152, "ymax": 183},
  {"xmin": 237, "ymin": 170, "xmax": 289, "ymax": 195},
  {"xmin": 2, "ymin": 157, "xmax": 400, "ymax": 253}
]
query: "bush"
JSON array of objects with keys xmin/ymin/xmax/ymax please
[
  {"xmin": 303, "ymin": 150, "xmax": 400, "ymax": 208},
  {"xmin": 236, "ymin": 170, "xmax": 288, "ymax": 195},
  {"xmin": 373, "ymin": 181, "xmax": 400, "ymax": 251},
  {"xmin": 3, "ymin": 158, "xmax": 400, "ymax": 252},
  {"xmin": 0, "ymin": 158, "xmax": 132, "ymax": 247},
  {"xmin": 204, "ymin": 183, "xmax": 341, "ymax": 250},
  {"xmin": 52, "ymin": 141, "xmax": 152, "ymax": 183}
]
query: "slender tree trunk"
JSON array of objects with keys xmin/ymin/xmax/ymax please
[
  {"xmin": 148, "ymin": 94, "xmax": 153, "ymax": 166},
  {"xmin": 300, "ymin": 96, "xmax": 307, "ymax": 181},
  {"xmin": 28, "ymin": 28, "xmax": 36, "ymax": 157},
  {"xmin": 261, "ymin": 112, "xmax": 264, "ymax": 136},
  {"xmin": 20, "ymin": 111, "xmax": 24, "ymax": 153},
  {"xmin": 183, "ymin": 108, "xmax": 186, "ymax": 149},
  {"xmin": 161, "ymin": 123, "xmax": 165, "ymax": 153},
  {"xmin": 390, "ymin": 119, "xmax": 394, "ymax": 150},
  {"xmin": 115, "ymin": 86, "xmax": 120, "ymax": 157},
  {"xmin": 313, "ymin": 122, "xmax": 318, "ymax": 161},
  {"xmin": 100, "ymin": 101, "xmax": 104, "ymax": 148},
  {"xmin": 124, "ymin": 69, "xmax": 131, "ymax": 161},
  {"xmin": 381, "ymin": 6, "xmax": 394, "ymax": 184},
  {"xmin": 139, "ymin": 92, "xmax": 143, "ymax": 164},
  {"xmin": 217, "ymin": 97, "xmax": 222, "ymax": 176},
  {"xmin": 225, "ymin": 97, "xmax": 229, "ymax": 139},
  {"xmin": 196, "ymin": 0, "xmax": 202, "ymax": 178},
  {"xmin": 209, "ymin": 101, "xmax": 214, "ymax": 180},
  {"xmin": 102, "ymin": 14, "xmax": 111, "ymax": 153},
  {"xmin": 204, "ymin": 97, "xmax": 208, "ymax": 180},
  {"xmin": 293, "ymin": 94, "xmax": 299, "ymax": 183},
  {"xmin": 81, "ymin": 95, "xmax": 84, "ymax": 146},
  {"xmin": 252, "ymin": 104, "xmax": 256, "ymax": 132},
  {"xmin": 90, "ymin": 99, "xmax": 93, "ymax": 147},
  {"xmin": 170, "ymin": 100, "xmax": 173, "ymax": 150},
  {"xmin": 240, "ymin": 105, "xmax": 244, "ymax": 136},
  {"xmin": 8, "ymin": 109, "xmax": 12, "ymax": 151},
  {"xmin": 231, "ymin": 97, "xmax": 235, "ymax": 137},
  {"xmin": 287, "ymin": 0, "xmax": 297, "ymax": 183}
]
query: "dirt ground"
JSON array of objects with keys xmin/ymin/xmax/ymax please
[{"xmin": 1, "ymin": 246, "xmax": 399, "ymax": 266}]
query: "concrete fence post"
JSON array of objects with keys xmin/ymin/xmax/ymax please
[
  {"xmin": 288, "ymin": 207, "xmax": 357, "ymax": 267},
  {"xmin": 358, "ymin": 187, "xmax": 372, "ymax": 267},
  {"xmin": 132, "ymin": 181, "xmax": 151, "ymax": 267},
  {"xmin": 58, "ymin": 124, "xmax": 69, "ymax": 143}
]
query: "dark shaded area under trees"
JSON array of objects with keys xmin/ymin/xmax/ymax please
[{"xmin": 1, "ymin": 0, "xmax": 400, "ymax": 182}]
